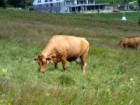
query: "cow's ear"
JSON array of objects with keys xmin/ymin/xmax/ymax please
[
  {"xmin": 34, "ymin": 54, "xmax": 42, "ymax": 61},
  {"xmin": 34, "ymin": 57, "xmax": 38, "ymax": 61}
]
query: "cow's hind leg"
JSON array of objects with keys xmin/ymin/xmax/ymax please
[
  {"xmin": 138, "ymin": 45, "xmax": 140, "ymax": 50},
  {"xmin": 80, "ymin": 56, "xmax": 87, "ymax": 73},
  {"xmin": 136, "ymin": 43, "xmax": 140, "ymax": 50}
]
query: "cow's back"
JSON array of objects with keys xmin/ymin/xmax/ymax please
[
  {"xmin": 65, "ymin": 36, "xmax": 89, "ymax": 59},
  {"xmin": 119, "ymin": 36, "xmax": 140, "ymax": 49},
  {"xmin": 48, "ymin": 35, "xmax": 89, "ymax": 60},
  {"xmin": 134, "ymin": 37, "xmax": 140, "ymax": 43}
]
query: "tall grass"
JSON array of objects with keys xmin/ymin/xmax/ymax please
[{"xmin": 0, "ymin": 9, "xmax": 140, "ymax": 105}]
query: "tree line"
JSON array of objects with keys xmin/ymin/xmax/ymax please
[
  {"xmin": 0, "ymin": 0, "xmax": 32, "ymax": 8},
  {"xmin": 138, "ymin": 0, "xmax": 140, "ymax": 7}
]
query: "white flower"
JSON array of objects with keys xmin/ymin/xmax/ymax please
[{"xmin": 1, "ymin": 68, "xmax": 7, "ymax": 73}]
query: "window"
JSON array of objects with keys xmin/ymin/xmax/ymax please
[
  {"xmin": 50, "ymin": 3, "xmax": 53, "ymax": 7},
  {"xmin": 57, "ymin": 3, "xmax": 61, "ymax": 6},
  {"xmin": 66, "ymin": 1, "xmax": 74, "ymax": 5},
  {"xmin": 66, "ymin": 1, "xmax": 70, "ymax": 5},
  {"xmin": 38, "ymin": 0, "xmax": 41, "ymax": 3},
  {"xmin": 71, "ymin": 1, "xmax": 74, "ymax": 5},
  {"xmin": 50, "ymin": 0, "xmax": 53, "ymax": 2},
  {"xmin": 45, "ymin": 0, "xmax": 48, "ymax": 2}
]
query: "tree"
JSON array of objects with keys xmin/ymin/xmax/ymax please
[
  {"xmin": 25, "ymin": 0, "xmax": 32, "ymax": 5},
  {"xmin": 0, "ymin": 0, "xmax": 7, "ymax": 8},
  {"xmin": 138, "ymin": 0, "xmax": 140, "ymax": 7},
  {"xmin": 138, "ymin": 19, "xmax": 140, "ymax": 26},
  {"xmin": 7, "ymin": 0, "xmax": 24, "ymax": 7},
  {"xmin": 7, "ymin": 0, "xmax": 32, "ymax": 8}
]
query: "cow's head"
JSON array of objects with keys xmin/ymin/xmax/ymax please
[
  {"xmin": 34, "ymin": 54, "xmax": 48, "ymax": 73},
  {"xmin": 34, "ymin": 54, "xmax": 56, "ymax": 72}
]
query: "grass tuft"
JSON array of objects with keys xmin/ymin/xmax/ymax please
[{"xmin": 59, "ymin": 74, "xmax": 75, "ymax": 86}]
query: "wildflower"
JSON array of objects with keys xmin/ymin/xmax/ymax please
[
  {"xmin": 46, "ymin": 93, "xmax": 50, "ymax": 96},
  {"xmin": 130, "ymin": 78, "xmax": 134, "ymax": 81},
  {"xmin": 106, "ymin": 88, "xmax": 111, "ymax": 95},
  {"xmin": 1, "ymin": 68, "xmax": 7, "ymax": 73},
  {"xmin": 130, "ymin": 78, "xmax": 135, "ymax": 84}
]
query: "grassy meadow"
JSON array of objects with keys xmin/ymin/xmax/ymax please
[{"xmin": 0, "ymin": 9, "xmax": 140, "ymax": 105}]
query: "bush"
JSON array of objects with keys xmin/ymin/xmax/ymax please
[{"xmin": 138, "ymin": 19, "xmax": 140, "ymax": 26}]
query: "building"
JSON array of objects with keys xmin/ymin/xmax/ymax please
[{"xmin": 33, "ymin": 0, "xmax": 108, "ymax": 13}]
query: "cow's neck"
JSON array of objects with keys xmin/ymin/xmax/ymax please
[{"xmin": 41, "ymin": 47, "xmax": 54, "ymax": 58}]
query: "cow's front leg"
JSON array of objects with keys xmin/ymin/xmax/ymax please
[
  {"xmin": 61, "ymin": 57, "xmax": 67, "ymax": 71},
  {"xmin": 54, "ymin": 63, "xmax": 58, "ymax": 69}
]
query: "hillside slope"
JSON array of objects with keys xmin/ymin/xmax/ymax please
[{"xmin": 0, "ymin": 10, "xmax": 140, "ymax": 105}]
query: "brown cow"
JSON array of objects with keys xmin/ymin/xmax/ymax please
[
  {"xmin": 119, "ymin": 36, "xmax": 140, "ymax": 50},
  {"xmin": 34, "ymin": 35, "xmax": 89, "ymax": 73}
]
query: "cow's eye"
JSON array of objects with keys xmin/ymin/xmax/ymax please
[{"xmin": 46, "ymin": 57, "xmax": 50, "ymax": 61}]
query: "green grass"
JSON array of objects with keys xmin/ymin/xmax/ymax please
[{"xmin": 0, "ymin": 9, "xmax": 140, "ymax": 105}]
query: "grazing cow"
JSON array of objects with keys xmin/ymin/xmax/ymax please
[
  {"xmin": 34, "ymin": 35, "xmax": 89, "ymax": 73},
  {"xmin": 119, "ymin": 36, "xmax": 140, "ymax": 50}
]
